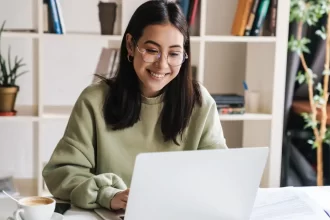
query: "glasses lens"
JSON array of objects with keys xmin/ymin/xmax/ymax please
[
  {"xmin": 168, "ymin": 52, "xmax": 185, "ymax": 66},
  {"xmin": 142, "ymin": 52, "xmax": 158, "ymax": 63}
]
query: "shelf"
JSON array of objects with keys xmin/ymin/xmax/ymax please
[
  {"xmin": 2, "ymin": 32, "xmax": 275, "ymax": 43},
  {"xmin": 2, "ymin": 31, "xmax": 39, "ymax": 39},
  {"xmin": 204, "ymin": 36, "xmax": 277, "ymax": 43},
  {"xmin": 0, "ymin": 115, "xmax": 38, "ymax": 122},
  {"xmin": 219, "ymin": 113, "xmax": 272, "ymax": 121},
  {"xmin": 0, "ymin": 106, "xmax": 38, "ymax": 122},
  {"xmin": 42, "ymin": 33, "xmax": 122, "ymax": 41}
]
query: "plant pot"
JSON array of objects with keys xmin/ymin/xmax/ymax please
[
  {"xmin": 98, "ymin": 2, "xmax": 117, "ymax": 35},
  {"xmin": 0, "ymin": 86, "xmax": 19, "ymax": 113}
]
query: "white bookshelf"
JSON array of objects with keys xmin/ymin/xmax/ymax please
[{"xmin": 0, "ymin": 0, "xmax": 290, "ymax": 196}]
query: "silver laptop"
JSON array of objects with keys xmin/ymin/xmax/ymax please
[{"xmin": 95, "ymin": 147, "xmax": 269, "ymax": 220}]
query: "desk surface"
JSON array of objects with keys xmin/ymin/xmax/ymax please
[
  {"xmin": 1, "ymin": 187, "xmax": 330, "ymax": 220},
  {"xmin": 0, "ymin": 199, "xmax": 103, "ymax": 220}
]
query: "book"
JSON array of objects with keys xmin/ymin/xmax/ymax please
[
  {"xmin": 188, "ymin": 0, "xmax": 199, "ymax": 26},
  {"xmin": 231, "ymin": 0, "xmax": 254, "ymax": 36},
  {"xmin": 92, "ymin": 48, "xmax": 113, "ymax": 83},
  {"xmin": 218, "ymin": 107, "xmax": 245, "ymax": 115},
  {"xmin": 269, "ymin": 0, "xmax": 277, "ymax": 36},
  {"xmin": 110, "ymin": 49, "xmax": 120, "ymax": 78},
  {"xmin": 250, "ymin": 0, "xmax": 271, "ymax": 36},
  {"xmin": 178, "ymin": 0, "xmax": 190, "ymax": 20},
  {"xmin": 48, "ymin": 0, "xmax": 62, "ymax": 34},
  {"xmin": 55, "ymin": 0, "xmax": 66, "ymax": 34},
  {"xmin": 211, "ymin": 94, "xmax": 245, "ymax": 106},
  {"xmin": 244, "ymin": 0, "xmax": 261, "ymax": 36}
]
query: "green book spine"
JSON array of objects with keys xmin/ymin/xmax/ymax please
[
  {"xmin": 244, "ymin": 0, "xmax": 261, "ymax": 36},
  {"xmin": 251, "ymin": 0, "xmax": 271, "ymax": 36}
]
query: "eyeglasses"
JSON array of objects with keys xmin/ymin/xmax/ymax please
[{"xmin": 133, "ymin": 40, "xmax": 188, "ymax": 67}]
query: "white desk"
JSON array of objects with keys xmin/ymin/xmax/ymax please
[
  {"xmin": 1, "ymin": 187, "xmax": 330, "ymax": 220},
  {"xmin": 0, "ymin": 198, "xmax": 103, "ymax": 220}
]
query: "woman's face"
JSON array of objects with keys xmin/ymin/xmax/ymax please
[{"xmin": 126, "ymin": 24, "xmax": 185, "ymax": 97}]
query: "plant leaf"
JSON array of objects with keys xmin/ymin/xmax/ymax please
[
  {"xmin": 16, "ymin": 71, "xmax": 28, "ymax": 78},
  {"xmin": 316, "ymin": 26, "xmax": 327, "ymax": 40},
  {"xmin": 7, "ymin": 46, "xmax": 11, "ymax": 75},
  {"xmin": 296, "ymin": 70, "xmax": 306, "ymax": 84},
  {"xmin": 316, "ymin": 82, "xmax": 323, "ymax": 94},
  {"xmin": 308, "ymin": 139, "xmax": 314, "ymax": 146}
]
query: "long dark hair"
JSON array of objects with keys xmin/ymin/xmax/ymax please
[{"xmin": 102, "ymin": 0, "xmax": 202, "ymax": 145}]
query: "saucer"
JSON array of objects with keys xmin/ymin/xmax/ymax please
[
  {"xmin": 52, "ymin": 213, "xmax": 64, "ymax": 220},
  {"xmin": 6, "ymin": 213, "xmax": 63, "ymax": 220}
]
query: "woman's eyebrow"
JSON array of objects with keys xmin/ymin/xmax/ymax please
[{"xmin": 143, "ymin": 40, "xmax": 182, "ymax": 48}]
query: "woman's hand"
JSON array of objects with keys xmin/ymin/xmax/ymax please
[{"xmin": 110, "ymin": 188, "xmax": 130, "ymax": 210}]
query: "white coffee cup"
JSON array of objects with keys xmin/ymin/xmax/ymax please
[{"xmin": 10, "ymin": 196, "xmax": 55, "ymax": 220}]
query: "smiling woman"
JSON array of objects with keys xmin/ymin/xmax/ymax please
[
  {"xmin": 127, "ymin": 24, "xmax": 187, "ymax": 97},
  {"xmin": 42, "ymin": 0, "xmax": 227, "ymax": 213}
]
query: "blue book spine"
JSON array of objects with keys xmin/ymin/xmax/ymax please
[
  {"xmin": 48, "ymin": 0, "xmax": 62, "ymax": 34},
  {"xmin": 179, "ymin": 0, "xmax": 190, "ymax": 19}
]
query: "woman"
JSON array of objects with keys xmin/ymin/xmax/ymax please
[{"xmin": 43, "ymin": 0, "xmax": 227, "ymax": 211}]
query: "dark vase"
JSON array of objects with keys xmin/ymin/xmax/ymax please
[{"xmin": 98, "ymin": 2, "xmax": 117, "ymax": 35}]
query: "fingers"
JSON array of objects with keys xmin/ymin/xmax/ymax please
[
  {"xmin": 121, "ymin": 189, "xmax": 129, "ymax": 209},
  {"xmin": 121, "ymin": 201, "xmax": 127, "ymax": 209},
  {"xmin": 121, "ymin": 195, "xmax": 128, "ymax": 202},
  {"xmin": 110, "ymin": 189, "xmax": 130, "ymax": 210}
]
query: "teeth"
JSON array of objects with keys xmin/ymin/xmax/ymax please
[{"xmin": 150, "ymin": 71, "xmax": 165, "ymax": 78}]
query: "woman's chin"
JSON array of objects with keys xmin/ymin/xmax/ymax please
[{"xmin": 141, "ymin": 85, "xmax": 165, "ymax": 98}]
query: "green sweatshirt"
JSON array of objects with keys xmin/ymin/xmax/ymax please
[{"xmin": 42, "ymin": 81, "xmax": 227, "ymax": 210}]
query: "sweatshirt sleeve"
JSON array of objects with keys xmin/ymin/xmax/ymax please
[
  {"xmin": 42, "ymin": 86, "xmax": 127, "ymax": 210},
  {"xmin": 198, "ymin": 97, "xmax": 228, "ymax": 150}
]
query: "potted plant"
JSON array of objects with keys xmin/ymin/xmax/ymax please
[
  {"xmin": 288, "ymin": 0, "xmax": 330, "ymax": 186},
  {"xmin": 0, "ymin": 20, "xmax": 28, "ymax": 115}
]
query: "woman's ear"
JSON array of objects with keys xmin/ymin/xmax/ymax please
[{"xmin": 126, "ymin": 33, "xmax": 134, "ymax": 56}]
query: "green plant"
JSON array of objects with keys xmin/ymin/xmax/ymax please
[
  {"xmin": 288, "ymin": 0, "xmax": 330, "ymax": 186},
  {"xmin": 0, "ymin": 20, "xmax": 28, "ymax": 87}
]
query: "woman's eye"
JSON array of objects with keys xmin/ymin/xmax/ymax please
[
  {"xmin": 169, "ymin": 52, "xmax": 180, "ymax": 57},
  {"xmin": 146, "ymin": 49, "xmax": 159, "ymax": 54}
]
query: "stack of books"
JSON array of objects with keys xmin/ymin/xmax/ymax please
[
  {"xmin": 92, "ymin": 47, "xmax": 120, "ymax": 83},
  {"xmin": 231, "ymin": 0, "xmax": 277, "ymax": 36},
  {"xmin": 177, "ymin": 0, "xmax": 199, "ymax": 27},
  {"xmin": 211, "ymin": 94, "xmax": 245, "ymax": 115}
]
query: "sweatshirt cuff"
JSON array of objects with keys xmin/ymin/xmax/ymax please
[{"xmin": 97, "ymin": 186, "xmax": 124, "ymax": 210}]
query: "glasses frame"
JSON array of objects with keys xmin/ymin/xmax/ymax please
[{"xmin": 132, "ymin": 38, "xmax": 188, "ymax": 67}]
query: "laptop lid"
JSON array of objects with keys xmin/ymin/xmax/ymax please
[{"xmin": 124, "ymin": 147, "xmax": 269, "ymax": 220}]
